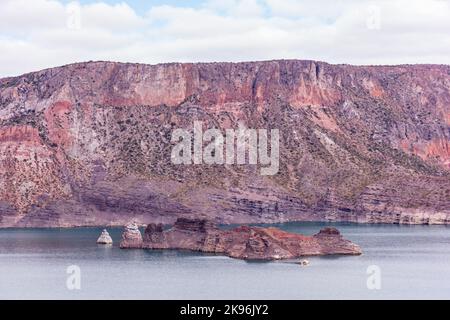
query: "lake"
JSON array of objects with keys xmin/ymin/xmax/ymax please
[{"xmin": 0, "ymin": 222, "xmax": 449, "ymax": 299}]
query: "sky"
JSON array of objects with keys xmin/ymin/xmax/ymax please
[{"xmin": 1, "ymin": 0, "xmax": 450, "ymax": 77}]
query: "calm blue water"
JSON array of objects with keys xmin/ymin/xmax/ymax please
[{"xmin": 0, "ymin": 222, "xmax": 449, "ymax": 299}]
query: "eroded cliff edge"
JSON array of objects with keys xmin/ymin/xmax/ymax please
[{"xmin": 0, "ymin": 60, "xmax": 449, "ymax": 227}]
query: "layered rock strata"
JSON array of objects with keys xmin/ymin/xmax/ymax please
[
  {"xmin": 120, "ymin": 218, "xmax": 362, "ymax": 260},
  {"xmin": 119, "ymin": 222, "xmax": 143, "ymax": 248},
  {"xmin": 0, "ymin": 60, "xmax": 449, "ymax": 226}
]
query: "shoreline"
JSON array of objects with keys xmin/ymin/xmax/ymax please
[{"xmin": 1, "ymin": 219, "xmax": 450, "ymax": 230}]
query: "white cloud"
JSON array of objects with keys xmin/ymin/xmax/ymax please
[
  {"xmin": 204, "ymin": 0, "xmax": 265, "ymax": 17},
  {"xmin": 81, "ymin": 2, "xmax": 147, "ymax": 31},
  {"xmin": 0, "ymin": 0, "xmax": 65, "ymax": 31},
  {"xmin": 0, "ymin": 0, "xmax": 449, "ymax": 78},
  {"xmin": 265, "ymin": 0, "xmax": 359, "ymax": 19}
]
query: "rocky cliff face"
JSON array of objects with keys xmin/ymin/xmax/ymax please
[
  {"xmin": 120, "ymin": 222, "xmax": 143, "ymax": 248},
  {"xmin": 0, "ymin": 60, "xmax": 449, "ymax": 227},
  {"xmin": 121, "ymin": 218, "xmax": 362, "ymax": 260}
]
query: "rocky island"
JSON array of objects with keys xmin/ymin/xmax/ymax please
[
  {"xmin": 120, "ymin": 218, "xmax": 362, "ymax": 260},
  {"xmin": 96, "ymin": 229, "xmax": 113, "ymax": 244},
  {"xmin": 119, "ymin": 222, "xmax": 143, "ymax": 248}
]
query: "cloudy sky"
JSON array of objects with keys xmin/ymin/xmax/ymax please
[{"xmin": 1, "ymin": 0, "xmax": 450, "ymax": 77}]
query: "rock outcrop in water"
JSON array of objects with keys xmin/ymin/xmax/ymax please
[
  {"xmin": 120, "ymin": 217, "xmax": 362, "ymax": 260},
  {"xmin": 119, "ymin": 222, "xmax": 143, "ymax": 248},
  {"xmin": 0, "ymin": 60, "xmax": 449, "ymax": 227},
  {"xmin": 96, "ymin": 229, "xmax": 113, "ymax": 244}
]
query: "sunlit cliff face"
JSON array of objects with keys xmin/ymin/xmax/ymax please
[{"xmin": 0, "ymin": 60, "xmax": 449, "ymax": 227}]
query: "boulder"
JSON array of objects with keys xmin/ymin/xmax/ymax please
[
  {"xmin": 119, "ymin": 222, "xmax": 143, "ymax": 248},
  {"xmin": 96, "ymin": 229, "xmax": 113, "ymax": 244}
]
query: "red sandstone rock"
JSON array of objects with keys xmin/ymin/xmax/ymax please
[
  {"xmin": 134, "ymin": 218, "xmax": 362, "ymax": 260},
  {"xmin": 120, "ymin": 222, "xmax": 143, "ymax": 248},
  {"xmin": 0, "ymin": 60, "xmax": 449, "ymax": 227}
]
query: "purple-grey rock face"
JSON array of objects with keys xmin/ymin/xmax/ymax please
[{"xmin": 0, "ymin": 60, "xmax": 449, "ymax": 227}]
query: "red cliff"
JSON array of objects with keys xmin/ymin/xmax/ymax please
[{"xmin": 0, "ymin": 60, "xmax": 449, "ymax": 226}]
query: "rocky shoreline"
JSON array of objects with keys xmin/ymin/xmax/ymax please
[
  {"xmin": 119, "ymin": 218, "xmax": 362, "ymax": 260},
  {"xmin": 0, "ymin": 211, "xmax": 449, "ymax": 228}
]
